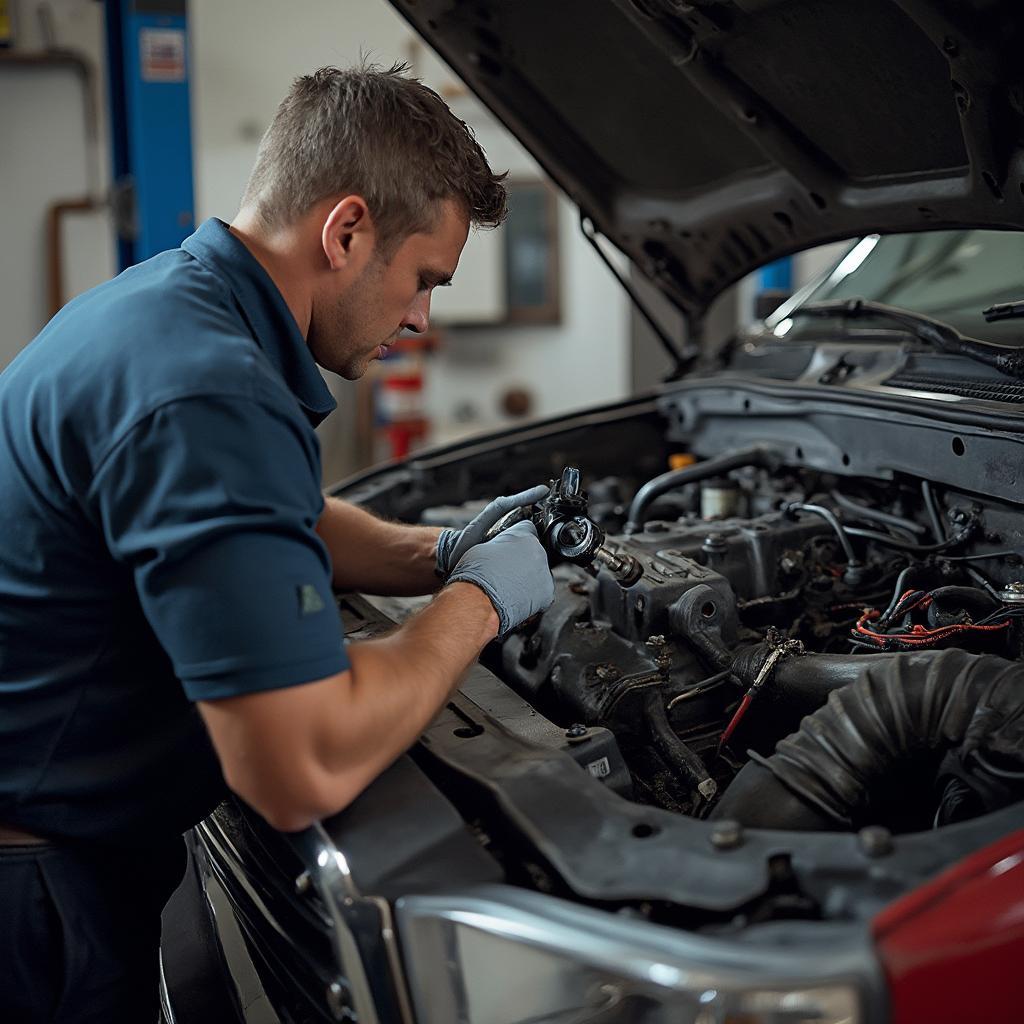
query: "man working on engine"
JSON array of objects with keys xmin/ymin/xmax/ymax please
[{"xmin": 0, "ymin": 64, "xmax": 554, "ymax": 1022}]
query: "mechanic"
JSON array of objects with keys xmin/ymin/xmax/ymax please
[{"xmin": 0, "ymin": 64, "xmax": 554, "ymax": 1022}]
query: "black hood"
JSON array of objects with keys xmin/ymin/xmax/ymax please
[{"xmin": 389, "ymin": 0, "xmax": 1024, "ymax": 321}]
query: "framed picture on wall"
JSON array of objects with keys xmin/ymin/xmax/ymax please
[{"xmin": 503, "ymin": 179, "xmax": 561, "ymax": 324}]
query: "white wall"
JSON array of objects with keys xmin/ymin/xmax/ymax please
[
  {"xmin": 189, "ymin": 0, "xmax": 413, "ymax": 222},
  {"xmin": 0, "ymin": 0, "xmax": 114, "ymax": 368}
]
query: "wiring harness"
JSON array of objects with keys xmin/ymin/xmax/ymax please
[{"xmin": 851, "ymin": 587, "xmax": 1017, "ymax": 650}]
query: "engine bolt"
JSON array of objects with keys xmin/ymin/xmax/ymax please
[
  {"xmin": 703, "ymin": 531, "xmax": 728, "ymax": 554},
  {"xmin": 565, "ymin": 722, "xmax": 588, "ymax": 739},
  {"xmin": 858, "ymin": 825, "xmax": 894, "ymax": 857},
  {"xmin": 709, "ymin": 819, "xmax": 744, "ymax": 850},
  {"xmin": 780, "ymin": 552, "xmax": 801, "ymax": 574},
  {"xmin": 594, "ymin": 664, "xmax": 621, "ymax": 682}
]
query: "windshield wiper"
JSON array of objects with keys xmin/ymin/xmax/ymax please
[
  {"xmin": 787, "ymin": 297, "xmax": 1024, "ymax": 379},
  {"xmin": 984, "ymin": 299, "xmax": 1024, "ymax": 322}
]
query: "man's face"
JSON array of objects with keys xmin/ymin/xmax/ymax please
[{"xmin": 309, "ymin": 199, "xmax": 470, "ymax": 380}]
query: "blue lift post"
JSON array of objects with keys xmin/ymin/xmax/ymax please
[
  {"xmin": 104, "ymin": 0, "xmax": 194, "ymax": 270},
  {"xmin": 758, "ymin": 256, "xmax": 793, "ymax": 293}
]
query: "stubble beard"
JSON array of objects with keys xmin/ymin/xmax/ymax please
[{"xmin": 310, "ymin": 262, "xmax": 388, "ymax": 380}]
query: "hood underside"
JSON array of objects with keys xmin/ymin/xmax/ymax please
[{"xmin": 389, "ymin": 0, "xmax": 1024, "ymax": 319}]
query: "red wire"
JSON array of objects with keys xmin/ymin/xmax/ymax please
[
  {"xmin": 852, "ymin": 604, "xmax": 1010, "ymax": 648},
  {"xmin": 718, "ymin": 693, "xmax": 753, "ymax": 752}
]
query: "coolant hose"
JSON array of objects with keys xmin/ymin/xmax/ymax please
[
  {"xmin": 768, "ymin": 651, "xmax": 901, "ymax": 708},
  {"xmin": 710, "ymin": 649, "xmax": 1024, "ymax": 830},
  {"xmin": 624, "ymin": 445, "xmax": 781, "ymax": 532}
]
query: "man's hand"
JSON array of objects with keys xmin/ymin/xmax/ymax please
[
  {"xmin": 434, "ymin": 485, "xmax": 550, "ymax": 578},
  {"xmin": 447, "ymin": 520, "xmax": 554, "ymax": 638}
]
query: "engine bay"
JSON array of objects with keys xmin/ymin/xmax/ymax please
[
  {"xmin": 336, "ymin": 382, "xmax": 1024, "ymax": 921},
  {"xmin": 415, "ymin": 452, "xmax": 1024, "ymax": 837}
]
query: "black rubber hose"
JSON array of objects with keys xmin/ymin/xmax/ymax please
[
  {"xmin": 645, "ymin": 692, "xmax": 717, "ymax": 801},
  {"xmin": 769, "ymin": 651, "xmax": 902, "ymax": 709},
  {"xmin": 782, "ymin": 503, "xmax": 859, "ymax": 566},
  {"xmin": 625, "ymin": 445, "xmax": 780, "ymax": 532},
  {"xmin": 711, "ymin": 649, "xmax": 1024, "ymax": 830}
]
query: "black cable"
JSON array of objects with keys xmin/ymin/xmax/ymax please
[
  {"xmin": 667, "ymin": 668, "xmax": 735, "ymax": 708},
  {"xmin": 879, "ymin": 565, "xmax": 930, "ymax": 622},
  {"xmin": 942, "ymin": 548, "xmax": 1024, "ymax": 562},
  {"xmin": 830, "ymin": 490, "xmax": 926, "ymax": 537},
  {"xmin": 965, "ymin": 568, "xmax": 1002, "ymax": 600},
  {"xmin": 921, "ymin": 480, "xmax": 946, "ymax": 543},
  {"xmin": 844, "ymin": 523, "xmax": 974, "ymax": 554},
  {"xmin": 975, "ymin": 607, "xmax": 1024, "ymax": 627}
]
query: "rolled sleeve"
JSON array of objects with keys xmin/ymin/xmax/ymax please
[{"xmin": 88, "ymin": 394, "xmax": 349, "ymax": 701}]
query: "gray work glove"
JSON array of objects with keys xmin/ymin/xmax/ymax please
[
  {"xmin": 447, "ymin": 520, "xmax": 555, "ymax": 639},
  {"xmin": 435, "ymin": 485, "xmax": 550, "ymax": 578}
]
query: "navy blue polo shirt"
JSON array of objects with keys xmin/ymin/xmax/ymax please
[{"xmin": 0, "ymin": 218, "xmax": 349, "ymax": 846}]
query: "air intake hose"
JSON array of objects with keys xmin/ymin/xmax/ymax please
[
  {"xmin": 710, "ymin": 649, "xmax": 1024, "ymax": 830},
  {"xmin": 624, "ymin": 445, "xmax": 781, "ymax": 533}
]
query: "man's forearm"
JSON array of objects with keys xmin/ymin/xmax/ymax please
[
  {"xmin": 314, "ymin": 582, "xmax": 499, "ymax": 795},
  {"xmin": 200, "ymin": 581, "xmax": 499, "ymax": 831},
  {"xmin": 316, "ymin": 496, "xmax": 442, "ymax": 595}
]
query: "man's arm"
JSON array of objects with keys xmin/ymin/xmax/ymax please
[
  {"xmin": 316, "ymin": 496, "xmax": 442, "ymax": 596},
  {"xmin": 316, "ymin": 486, "xmax": 550, "ymax": 597},
  {"xmin": 198, "ymin": 582, "xmax": 496, "ymax": 832}
]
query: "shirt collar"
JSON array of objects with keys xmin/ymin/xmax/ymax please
[{"xmin": 181, "ymin": 218, "xmax": 336, "ymax": 426}]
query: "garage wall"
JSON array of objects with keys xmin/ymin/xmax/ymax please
[
  {"xmin": 0, "ymin": 0, "xmax": 114, "ymax": 369},
  {"xmin": 187, "ymin": 0, "xmax": 630, "ymax": 466}
]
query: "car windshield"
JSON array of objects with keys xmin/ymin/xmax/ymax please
[{"xmin": 778, "ymin": 229, "xmax": 1024, "ymax": 346}]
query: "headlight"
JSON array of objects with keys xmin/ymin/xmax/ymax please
[{"xmin": 397, "ymin": 886, "xmax": 877, "ymax": 1024}]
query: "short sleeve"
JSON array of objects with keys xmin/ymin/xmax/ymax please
[{"xmin": 87, "ymin": 395, "xmax": 349, "ymax": 700}]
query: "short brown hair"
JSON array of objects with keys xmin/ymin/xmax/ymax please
[{"xmin": 240, "ymin": 63, "xmax": 507, "ymax": 250}]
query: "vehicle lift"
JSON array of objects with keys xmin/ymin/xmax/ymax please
[{"xmin": 103, "ymin": 0, "xmax": 194, "ymax": 270}]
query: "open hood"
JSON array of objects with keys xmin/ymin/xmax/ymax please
[{"xmin": 388, "ymin": 0, "xmax": 1024, "ymax": 322}]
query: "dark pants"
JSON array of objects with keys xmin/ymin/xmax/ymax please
[{"xmin": 0, "ymin": 839, "xmax": 186, "ymax": 1023}]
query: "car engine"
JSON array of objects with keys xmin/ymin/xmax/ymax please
[{"xmin": 417, "ymin": 451, "xmax": 1024, "ymax": 836}]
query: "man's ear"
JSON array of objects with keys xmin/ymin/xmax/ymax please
[{"xmin": 321, "ymin": 196, "xmax": 375, "ymax": 272}]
